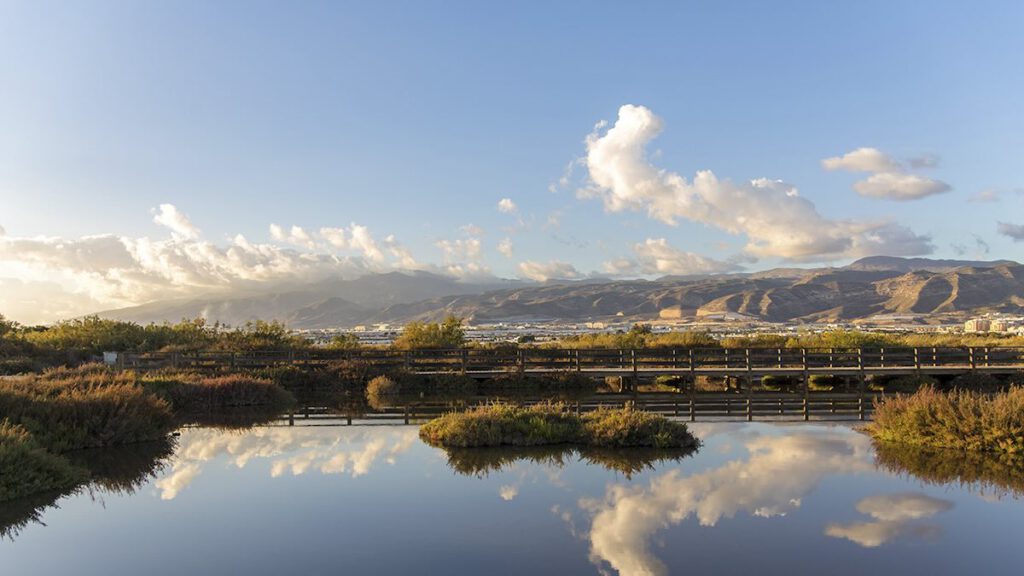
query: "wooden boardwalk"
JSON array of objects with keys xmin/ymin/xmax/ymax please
[
  {"xmin": 268, "ymin": 392, "xmax": 882, "ymax": 424},
  {"xmin": 118, "ymin": 346, "xmax": 1024, "ymax": 378}
]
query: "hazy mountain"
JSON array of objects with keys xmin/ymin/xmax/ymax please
[
  {"xmin": 98, "ymin": 271, "xmax": 520, "ymax": 327},
  {"xmin": 96, "ymin": 257, "xmax": 1024, "ymax": 327}
]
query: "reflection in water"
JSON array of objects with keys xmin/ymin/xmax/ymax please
[
  {"xmin": 1, "ymin": 439, "xmax": 174, "ymax": 540},
  {"xmin": 440, "ymin": 445, "xmax": 695, "ymax": 479},
  {"xmin": 825, "ymin": 493, "xmax": 953, "ymax": 548},
  {"xmin": 156, "ymin": 426, "xmax": 418, "ymax": 500},
  {"xmin": 578, "ymin": 429, "xmax": 875, "ymax": 576},
  {"xmin": 873, "ymin": 441, "xmax": 1024, "ymax": 498}
]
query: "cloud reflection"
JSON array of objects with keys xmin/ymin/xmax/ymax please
[
  {"xmin": 155, "ymin": 427, "xmax": 418, "ymax": 500},
  {"xmin": 825, "ymin": 493, "xmax": 952, "ymax": 548},
  {"xmin": 580, "ymin": 428, "xmax": 875, "ymax": 576}
]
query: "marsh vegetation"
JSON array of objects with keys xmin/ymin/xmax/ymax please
[{"xmin": 418, "ymin": 403, "xmax": 699, "ymax": 449}]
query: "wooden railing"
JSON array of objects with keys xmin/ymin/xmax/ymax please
[{"xmin": 116, "ymin": 346, "xmax": 1024, "ymax": 376}]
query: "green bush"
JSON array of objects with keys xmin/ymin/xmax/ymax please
[
  {"xmin": 869, "ymin": 374, "xmax": 937, "ymax": 393},
  {"xmin": 392, "ymin": 315, "xmax": 465, "ymax": 349},
  {"xmin": 868, "ymin": 386, "xmax": 1024, "ymax": 454}
]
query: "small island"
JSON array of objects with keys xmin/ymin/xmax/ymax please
[{"xmin": 418, "ymin": 402, "xmax": 700, "ymax": 450}]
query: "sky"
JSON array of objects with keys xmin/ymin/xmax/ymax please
[{"xmin": 1, "ymin": 1, "xmax": 1023, "ymax": 323}]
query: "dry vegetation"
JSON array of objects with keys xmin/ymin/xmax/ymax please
[
  {"xmin": 419, "ymin": 402, "xmax": 699, "ymax": 450},
  {"xmin": 867, "ymin": 386, "xmax": 1024, "ymax": 454}
]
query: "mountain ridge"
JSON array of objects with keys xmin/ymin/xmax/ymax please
[{"xmin": 95, "ymin": 257, "xmax": 1024, "ymax": 327}]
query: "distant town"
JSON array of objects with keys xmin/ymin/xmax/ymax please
[{"xmin": 298, "ymin": 313, "xmax": 1024, "ymax": 347}]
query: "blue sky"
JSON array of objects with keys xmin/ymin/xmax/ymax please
[{"xmin": 1, "ymin": 1, "xmax": 1023, "ymax": 322}]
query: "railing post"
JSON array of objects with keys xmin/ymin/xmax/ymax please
[
  {"xmin": 802, "ymin": 348, "xmax": 809, "ymax": 422},
  {"xmin": 914, "ymin": 347, "xmax": 920, "ymax": 373},
  {"xmin": 631, "ymin": 349, "xmax": 638, "ymax": 393},
  {"xmin": 461, "ymin": 348, "xmax": 468, "ymax": 375},
  {"xmin": 517, "ymin": 349, "xmax": 525, "ymax": 376},
  {"xmin": 745, "ymin": 348, "xmax": 753, "ymax": 422},
  {"xmin": 969, "ymin": 347, "xmax": 976, "ymax": 371},
  {"xmin": 575, "ymin": 349, "xmax": 581, "ymax": 372}
]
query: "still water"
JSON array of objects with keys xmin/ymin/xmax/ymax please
[{"xmin": 2, "ymin": 421, "xmax": 1023, "ymax": 575}]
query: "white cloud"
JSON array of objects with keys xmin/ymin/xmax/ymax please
[
  {"xmin": 269, "ymin": 224, "xmax": 316, "ymax": 249},
  {"xmin": 821, "ymin": 147, "xmax": 903, "ymax": 173},
  {"xmin": 461, "ymin": 224, "xmax": 485, "ymax": 237},
  {"xmin": 497, "ymin": 198, "xmax": 518, "ymax": 213},
  {"xmin": 497, "ymin": 237, "xmax": 514, "ymax": 258},
  {"xmin": 0, "ymin": 206, "xmax": 425, "ymax": 322},
  {"xmin": 822, "ymin": 147, "xmax": 951, "ymax": 201},
  {"xmin": 348, "ymin": 224, "xmax": 385, "ymax": 263},
  {"xmin": 581, "ymin": 105, "xmax": 932, "ymax": 261},
  {"xmin": 152, "ymin": 203, "xmax": 201, "ymax": 239},
  {"xmin": 997, "ymin": 221, "xmax": 1024, "ymax": 241},
  {"xmin": 604, "ymin": 238, "xmax": 738, "ymax": 276},
  {"xmin": 518, "ymin": 260, "xmax": 581, "ymax": 282},
  {"xmin": 852, "ymin": 173, "xmax": 952, "ymax": 201},
  {"xmin": 436, "ymin": 237, "xmax": 482, "ymax": 263}
]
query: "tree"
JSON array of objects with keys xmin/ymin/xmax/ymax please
[
  {"xmin": 0, "ymin": 314, "xmax": 16, "ymax": 340},
  {"xmin": 392, "ymin": 315, "xmax": 466, "ymax": 349},
  {"xmin": 326, "ymin": 333, "xmax": 362, "ymax": 350}
]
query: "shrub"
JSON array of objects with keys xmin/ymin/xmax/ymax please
[
  {"xmin": 367, "ymin": 375, "xmax": 400, "ymax": 397},
  {"xmin": 0, "ymin": 421, "xmax": 85, "ymax": 502},
  {"xmin": 0, "ymin": 372, "xmax": 174, "ymax": 452},
  {"xmin": 392, "ymin": 315, "xmax": 465, "ymax": 350},
  {"xmin": 419, "ymin": 402, "xmax": 699, "ymax": 450},
  {"xmin": 759, "ymin": 375, "xmax": 800, "ymax": 392},
  {"xmin": 582, "ymin": 407, "xmax": 699, "ymax": 449},
  {"xmin": 366, "ymin": 375, "xmax": 402, "ymax": 409},
  {"xmin": 867, "ymin": 386, "xmax": 1024, "ymax": 454},
  {"xmin": 869, "ymin": 374, "xmax": 937, "ymax": 393},
  {"xmin": 146, "ymin": 375, "xmax": 294, "ymax": 413}
]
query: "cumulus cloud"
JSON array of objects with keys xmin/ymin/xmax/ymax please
[
  {"xmin": 580, "ymin": 429, "xmax": 875, "ymax": 576},
  {"xmin": 497, "ymin": 198, "xmax": 518, "ymax": 213},
  {"xmin": 0, "ymin": 204, "xmax": 424, "ymax": 322},
  {"xmin": 269, "ymin": 224, "xmax": 316, "ymax": 249},
  {"xmin": 497, "ymin": 237, "xmax": 514, "ymax": 258},
  {"xmin": 852, "ymin": 173, "xmax": 952, "ymax": 201},
  {"xmin": 604, "ymin": 238, "xmax": 739, "ymax": 277},
  {"xmin": 581, "ymin": 105, "xmax": 932, "ymax": 261},
  {"xmin": 825, "ymin": 493, "xmax": 952, "ymax": 548},
  {"xmin": 152, "ymin": 203, "xmax": 201, "ymax": 239},
  {"xmin": 518, "ymin": 260, "xmax": 581, "ymax": 282},
  {"xmin": 822, "ymin": 147, "xmax": 951, "ymax": 201},
  {"xmin": 997, "ymin": 221, "xmax": 1024, "ymax": 241}
]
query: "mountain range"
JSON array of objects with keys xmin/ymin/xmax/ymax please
[{"xmin": 97, "ymin": 257, "xmax": 1024, "ymax": 328}]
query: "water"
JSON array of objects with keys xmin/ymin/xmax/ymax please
[{"xmin": 3, "ymin": 420, "xmax": 1023, "ymax": 575}]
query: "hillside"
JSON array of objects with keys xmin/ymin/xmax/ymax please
[{"xmin": 96, "ymin": 258, "xmax": 1024, "ymax": 328}]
